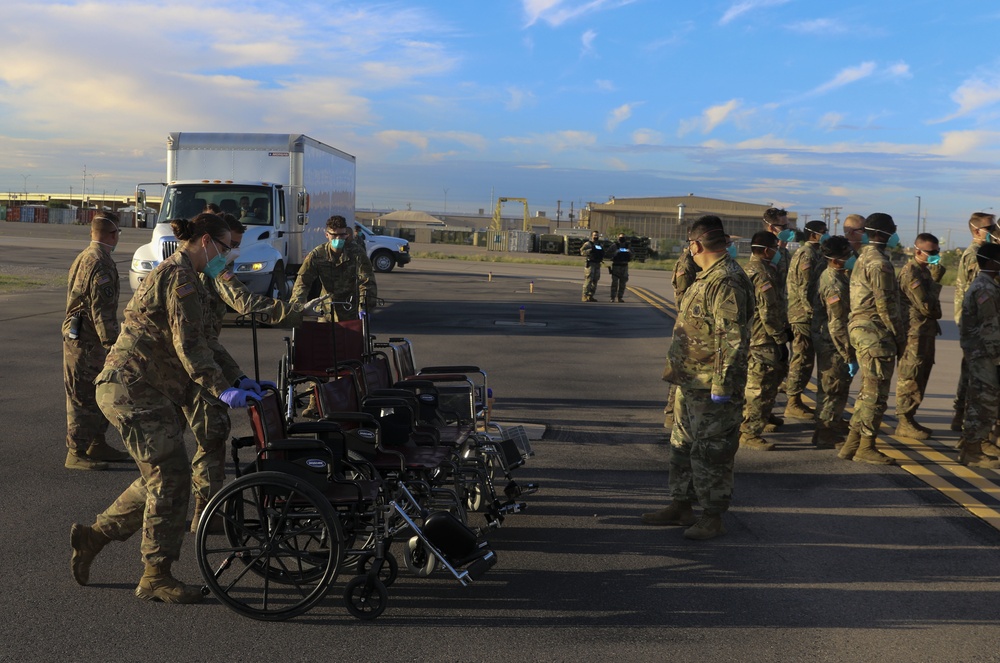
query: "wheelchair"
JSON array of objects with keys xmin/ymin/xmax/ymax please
[{"xmin": 195, "ymin": 387, "xmax": 498, "ymax": 622}]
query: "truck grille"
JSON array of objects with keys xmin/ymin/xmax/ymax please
[{"xmin": 160, "ymin": 240, "xmax": 178, "ymax": 260}]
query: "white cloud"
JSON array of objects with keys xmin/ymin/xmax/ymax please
[
  {"xmin": 606, "ymin": 103, "xmax": 635, "ymax": 131},
  {"xmin": 502, "ymin": 130, "xmax": 597, "ymax": 151},
  {"xmin": 376, "ymin": 130, "xmax": 488, "ymax": 153},
  {"xmin": 932, "ymin": 74, "xmax": 1000, "ymax": 123},
  {"xmin": 678, "ymin": 99, "xmax": 743, "ymax": 136},
  {"xmin": 810, "ymin": 62, "xmax": 877, "ymax": 95},
  {"xmin": 719, "ymin": 0, "xmax": 793, "ymax": 26},
  {"xmin": 523, "ymin": 0, "xmax": 639, "ymax": 28},
  {"xmin": 885, "ymin": 61, "xmax": 912, "ymax": 79},
  {"xmin": 632, "ymin": 128, "xmax": 663, "ymax": 145},
  {"xmin": 784, "ymin": 18, "xmax": 848, "ymax": 34},
  {"xmin": 581, "ymin": 29, "xmax": 598, "ymax": 55},
  {"xmin": 595, "ymin": 79, "xmax": 617, "ymax": 92},
  {"xmin": 506, "ymin": 87, "xmax": 536, "ymax": 111},
  {"xmin": 819, "ymin": 112, "xmax": 845, "ymax": 131}
]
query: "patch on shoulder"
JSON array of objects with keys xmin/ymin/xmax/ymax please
[
  {"xmin": 761, "ymin": 282, "xmax": 772, "ymax": 292},
  {"xmin": 96, "ymin": 274, "xmax": 111, "ymax": 285},
  {"xmin": 910, "ymin": 280, "xmax": 921, "ymax": 289},
  {"xmin": 221, "ymin": 270, "xmax": 236, "ymax": 281},
  {"xmin": 978, "ymin": 292, "xmax": 990, "ymax": 305},
  {"xmin": 176, "ymin": 282, "xmax": 196, "ymax": 298},
  {"xmin": 827, "ymin": 295, "xmax": 840, "ymax": 304},
  {"xmin": 800, "ymin": 260, "xmax": 811, "ymax": 270}
]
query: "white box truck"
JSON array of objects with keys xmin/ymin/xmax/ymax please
[{"xmin": 129, "ymin": 132, "xmax": 410, "ymax": 296}]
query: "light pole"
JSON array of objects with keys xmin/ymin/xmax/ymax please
[
  {"xmin": 915, "ymin": 196, "xmax": 921, "ymax": 241},
  {"xmin": 443, "ymin": 188, "xmax": 449, "ymax": 215},
  {"xmin": 20, "ymin": 174, "xmax": 28, "ymax": 197}
]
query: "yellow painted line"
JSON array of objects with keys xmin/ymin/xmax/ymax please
[
  {"xmin": 799, "ymin": 388, "xmax": 1000, "ymax": 530},
  {"xmin": 628, "ymin": 285, "xmax": 677, "ymax": 320}
]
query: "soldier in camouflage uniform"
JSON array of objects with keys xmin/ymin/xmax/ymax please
[
  {"xmin": 763, "ymin": 208, "xmax": 795, "ymax": 428},
  {"xmin": 812, "ymin": 236, "xmax": 856, "ymax": 449},
  {"xmin": 186, "ymin": 216, "xmax": 327, "ymax": 532},
  {"xmin": 843, "ymin": 214, "xmax": 866, "ymax": 252},
  {"xmin": 952, "ymin": 213, "xmax": 996, "ymax": 431},
  {"xmin": 784, "ymin": 220, "xmax": 829, "ymax": 419},
  {"xmin": 957, "ymin": 243, "xmax": 1000, "ymax": 469},
  {"xmin": 839, "ymin": 213, "xmax": 903, "ymax": 465},
  {"xmin": 608, "ymin": 233, "xmax": 632, "ymax": 302},
  {"xmin": 893, "ymin": 233, "xmax": 944, "ymax": 440},
  {"xmin": 70, "ymin": 214, "xmax": 262, "ymax": 604},
  {"xmin": 642, "ymin": 216, "xmax": 753, "ymax": 540},
  {"xmin": 664, "ymin": 244, "xmax": 698, "ymax": 429},
  {"xmin": 62, "ymin": 213, "xmax": 130, "ymax": 470},
  {"xmin": 579, "ymin": 230, "xmax": 605, "ymax": 302},
  {"xmin": 739, "ymin": 232, "xmax": 789, "ymax": 451},
  {"xmin": 291, "ymin": 215, "xmax": 376, "ymax": 321}
]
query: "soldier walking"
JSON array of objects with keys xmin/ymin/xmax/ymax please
[
  {"xmin": 784, "ymin": 220, "xmax": 829, "ymax": 419},
  {"xmin": 579, "ymin": 230, "xmax": 605, "ymax": 302},
  {"xmin": 609, "ymin": 233, "xmax": 632, "ymax": 302},
  {"xmin": 739, "ymin": 232, "xmax": 789, "ymax": 451},
  {"xmin": 893, "ymin": 233, "xmax": 944, "ymax": 439},
  {"xmin": 292, "ymin": 215, "xmax": 376, "ymax": 321},
  {"xmin": 812, "ymin": 236, "xmax": 857, "ymax": 449},
  {"xmin": 664, "ymin": 244, "xmax": 698, "ymax": 430},
  {"xmin": 839, "ymin": 213, "xmax": 903, "ymax": 465},
  {"xmin": 63, "ymin": 212, "xmax": 130, "ymax": 470},
  {"xmin": 642, "ymin": 216, "xmax": 753, "ymax": 540}
]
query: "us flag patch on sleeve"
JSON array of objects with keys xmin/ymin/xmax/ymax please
[
  {"xmin": 222, "ymin": 270, "xmax": 235, "ymax": 281},
  {"xmin": 97, "ymin": 274, "xmax": 111, "ymax": 285},
  {"xmin": 827, "ymin": 295, "xmax": 840, "ymax": 304},
  {"xmin": 910, "ymin": 280, "xmax": 921, "ymax": 289},
  {"xmin": 978, "ymin": 293, "xmax": 990, "ymax": 305},
  {"xmin": 761, "ymin": 283, "xmax": 772, "ymax": 292},
  {"xmin": 176, "ymin": 282, "xmax": 195, "ymax": 298}
]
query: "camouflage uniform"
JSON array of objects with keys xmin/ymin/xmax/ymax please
[
  {"xmin": 291, "ymin": 241, "xmax": 376, "ymax": 320},
  {"xmin": 580, "ymin": 238, "xmax": 605, "ymax": 301},
  {"xmin": 953, "ymin": 243, "xmax": 982, "ymax": 421},
  {"xmin": 785, "ymin": 241, "xmax": 825, "ymax": 400},
  {"xmin": 93, "ymin": 251, "xmax": 235, "ymax": 567},
  {"xmin": 815, "ymin": 266, "xmax": 854, "ymax": 424},
  {"xmin": 609, "ymin": 240, "xmax": 632, "ymax": 301},
  {"xmin": 665, "ymin": 248, "xmax": 698, "ymax": 424},
  {"xmin": 959, "ymin": 272, "xmax": 1000, "ymax": 444},
  {"xmin": 895, "ymin": 259, "xmax": 942, "ymax": 418},
  {"xmin": 63, "ymin": 243, "xmax": 120, "ymax": 456},
  {"xmin": 847, "ymin": 244, "xmax": 904, "ymax": 437},
  {"xmin": 740, "ymin": 255, "xmax": 789, "ymax": 440},
  {"xmin": 662, "ymin": 255, "xmax": 753, "ymax": 514}
]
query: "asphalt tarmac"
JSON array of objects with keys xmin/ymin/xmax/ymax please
[{"xmin": 2, "ymin": 223, "xmax": 1000, "ymax": 662}]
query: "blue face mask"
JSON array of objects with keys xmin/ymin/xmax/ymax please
[
  {"xmin": 777, "ymin": 229, "xmax": 795, "ymax": 242},
  {"xmin": 770, "ymin": 250, "xmax": 782, "ymax": 266},
  {"xmin": 330, "ymin": 238, "xmax": 346, "ymax": 251},
  {"xmin": 927, "ymin": 254, "xmax": 941, "ymax": 265},
  {"xmin": 727, "ymin": 244, "xmax": 738, "ymax": 259},
  {"xmin": 819, "ymin": 233, "xmax": 831, "ymax": 243},
  {"xmin": 844, "ymin": 255, "xmax": 857, "ymax": 270},
  {"xmin": 860, "ymin": 233, "xmax": 870, "ymax": 245},
  {"xmin": 203, "ymin": 243, "xmax": 227, "ymax": 278},
  {"xmin": 886, "ymin": 232, "xmax": 900, "ymax": 249}
]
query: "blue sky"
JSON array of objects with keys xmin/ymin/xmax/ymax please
[{"xmin": 1, "ymin": 0, "xmax": 998, "ymax": 243}]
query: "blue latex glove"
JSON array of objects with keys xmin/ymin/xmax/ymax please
[
  {"xmin": 236, "ymin": 377, "xmax": 263, "ymax": 394},
  {"xmin": 711, "ymin": 394, "xmax": 731, "ymax": 404},
  {"xmin": 219, "ymin": 388, "xmax": 262, "ymax": 408},
  {"xmin": 847, "ymin": 362, "xmax": 859, "ymax": 378}
]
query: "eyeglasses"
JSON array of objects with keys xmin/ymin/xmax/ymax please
[
  {"xmin": 915, "ymin": 247, "xmax": 940, "ymax": 256},
  {"xmin": 212, "ymin": 237, "xmax": 233, "ymax": 256},
  {"xmin": 326, "ymin": 231, "xmax": 350, "ymax": 239}
]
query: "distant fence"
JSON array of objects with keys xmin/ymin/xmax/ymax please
[{"xmin": 3, "ymin": 205, "xmax": 136, "ymax": 226}]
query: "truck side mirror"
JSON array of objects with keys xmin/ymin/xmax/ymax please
[
  {"xmin": 296, "ymin": 191, "xmax": 309, "ymax": 226},
  {"xmin": 135, "ymin": 188, "xmax": 147, "ymax": 224}
]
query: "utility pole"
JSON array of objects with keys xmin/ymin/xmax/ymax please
[
  {"xmin": 821, "ymin": 206, "xmax": 843, "ymax": 233},
  {"xmin": 915, "ymin": 196, "xmax": 921, "ymax": 242},
  {"xmin": 556, "ymin": 200, "xmax": 562, "ymax": 229}
]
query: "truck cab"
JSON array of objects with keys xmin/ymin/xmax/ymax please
[
  {"xmin": 355, "ymin": 222, "xmax": 411, "ymax": 272},
  {"xmin": 129, "ymin": 181, "xmax": 293, "ymax": 298}
]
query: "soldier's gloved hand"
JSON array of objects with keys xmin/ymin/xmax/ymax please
[
  {"xmin": 847, "ymin": 362, "xmax": 859, "ymax": 378},
  {"xmin": 219, "ymin": 388, "xmax": 263, "ymax": 409},
  {"xmin": 777, "ymin": 343, "xmax": 790, "ymax": 363},
  {"xmin": 710, "ymin": 394, "xmax": 731, "ymax": 404},
  {"xmin": 236, "ymin": 376, "xmax": 263, "ymax": 394},
  {"xmin": 260, "ymin": 380, "xmax": 278, "ymax": 391}
]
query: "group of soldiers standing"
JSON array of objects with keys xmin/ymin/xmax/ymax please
[
  {"xmin": 64, "ymin": 211, "xmax": 373, "ymax": 604},
  {"xmin": 643, "ymin": 207, "xmax": 997, "ymax": 541}
]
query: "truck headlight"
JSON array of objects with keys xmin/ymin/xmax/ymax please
[
  {"xmin": 131, "ymin": 258, "xmax": 157, "ymax": 271},
  {"xmin": 399, "ymin": 244, "xmax": 409, "ymax": 253},
  {"xmin": 236, "ymin": 262, "xmax": 268, "ymax": 273}
]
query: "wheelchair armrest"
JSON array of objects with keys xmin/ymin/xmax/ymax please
[
  {"xmin": 320, "ymin": 412, "xmax": 379, "ymax": 425},
  {"xmin": 418, "ymin": 365, "xmax": 482, "ymax": 374},
  {"xmin": 263, "ymin": 438, "xmax": 328, "ymax": 452},
  {"xmin": 287, "ymin": 421, "xmax": 343, "ymax": 436}
]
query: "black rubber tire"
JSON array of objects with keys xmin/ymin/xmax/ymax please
[
  {"xmin": 357, "ymin": 552, "xmax": 399, "ymax": 587},
  {"xmin": 344, "ymin": 575, "xmax": 388, "ymax": 620},
  {"xmin": 371, "ymin": 250, "xmax": 395, "ymax": 273},
  {"xmin": 403, "ymin": 535, "xmax": 437, "ymax": 577},
  {"xmin": 196, "ymin": 471, "xmax": 343, "ymax": 621}
]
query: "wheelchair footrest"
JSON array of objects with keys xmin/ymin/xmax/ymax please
[
  {"xmin": 504, "ymin": 480, "xmax": 538, "ymax": 500},
  {"xmin": 463, "ymin": 550, "xmax": 497, "ymax": 582}
]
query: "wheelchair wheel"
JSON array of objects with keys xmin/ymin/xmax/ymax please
[
  {"xmin": 197, "ymin": 471, "xmax": 343, "ymax": 621},
  {"xmin": 403, "ymin": 535, "xmax": 437, "ymax": 577},
  {"xmin": 357, "ymin": 552, "xmax": 399, "ymax": 587},
  {"xmin": 464, "ymin": 482, "xmax": 484, "ymax": 512},
  {"xmin": 344, "ymin": 575, "xmax": 388, "ymax": 620}
]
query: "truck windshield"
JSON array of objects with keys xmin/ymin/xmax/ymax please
[{"xmin": 160, "ymin": 184, "xmax": 272, "ymax": 226}]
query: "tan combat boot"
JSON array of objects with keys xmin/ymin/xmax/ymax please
[
  {"xmin": 958, "ymin": 440, "xmax": 1000, "ymax": 469},
  {"xmin": 981, "ymin": 440, "xmax": 1000, "ymax": 458},
  {"xmin": 829, "ymin": 418, "xmax": 850, "ymax": 433},
  {"xmin": 683, "ymin": 513, "xmax": 726, "ymax": 540},
  {"xmin": 853, "ymin": 436, "xmax": 895, "ymax": 465},
  {"xmin": 739, "ymin": 434, "xmax": 776, "ymax": 451},
  {"xmin": 838, "ymin": 429, "xmax": 861, "ymax": 460},
  {"xmin": 65, "ymin": 450, "xmax": 107, "ymax": 471},
  {"xmin": 811, "ymin": 422, "xmax": 842, "ymax": 449},
  {"xmin": 763, "ymin": 413, "xmax": 784, "ymax": 433},
  {"xmin": 70, "ymin": 523, "xmax": 111, "ymax": 586},
  {"xmin": 86, "ymin": 440, "xmax": 131, "ymax": 463},
  {"xmin": 894, "ymin": 414, "xmax": 931, "ymax": 440},
  {"xmin": 783, "ymin": 395, "xmax": 814, "ymax": 419},
  {"xmin": 135, "ymin": 564, "xmax": 204, "ymax": 603},
  {"xmin": 190, "ymin": 497, "xmax": 225, "ymax": 535},
  {"xmin": 640, "ymin": 500, "xmax": 696, "ymax": 526}
]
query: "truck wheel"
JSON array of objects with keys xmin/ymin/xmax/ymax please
[
  {"xmin": 372, "ymin": 251, "xmax": 395, "ymax": 273},
  {"xmin": 269, "ymin": 262, "xmax": 290, "ymax": 300}
]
